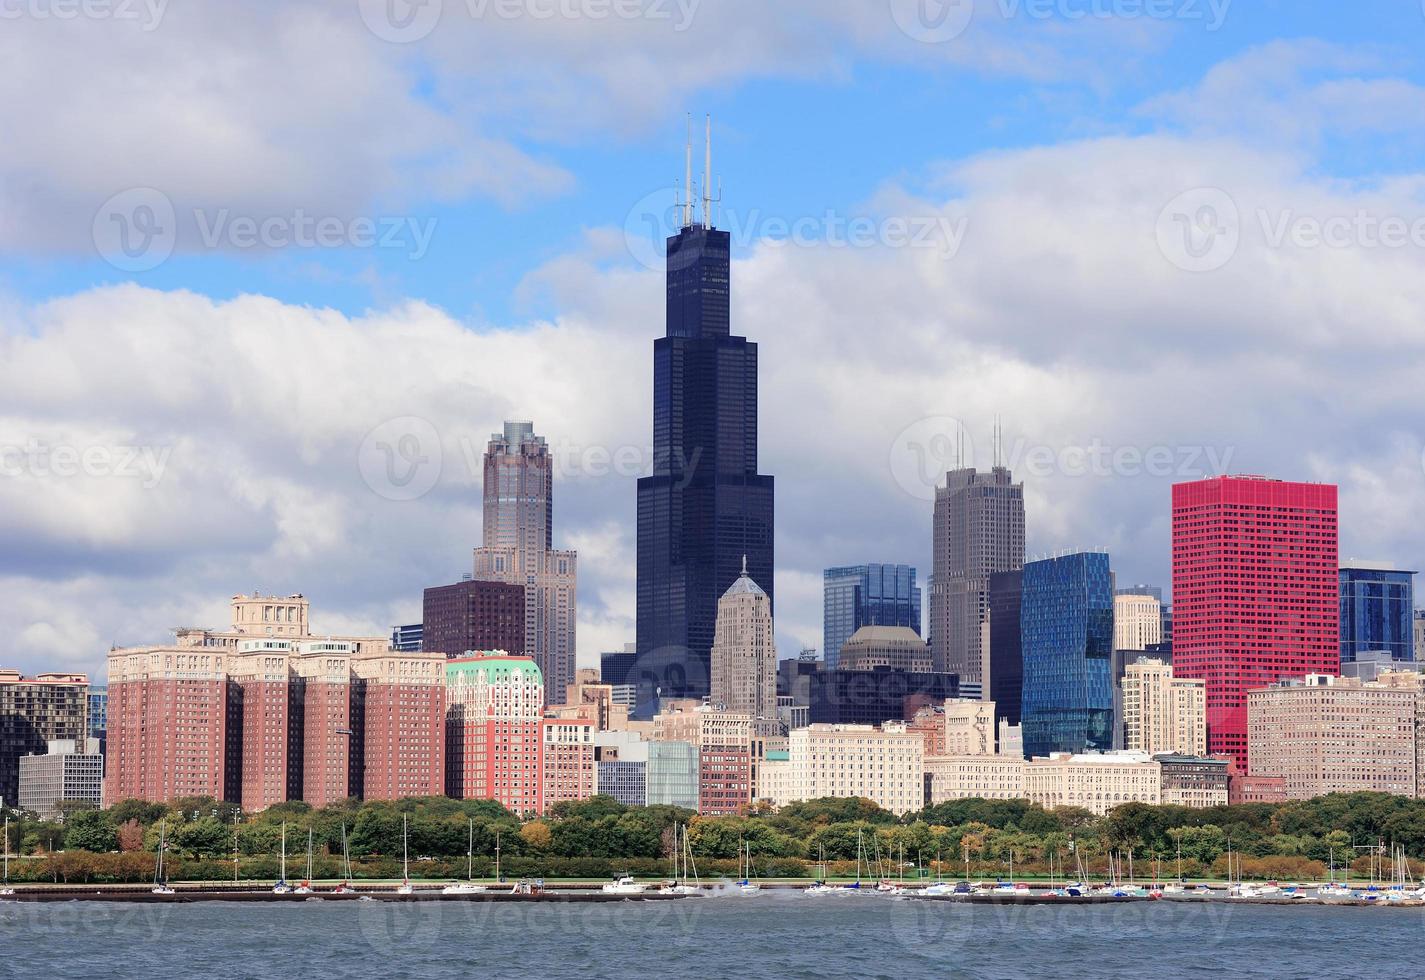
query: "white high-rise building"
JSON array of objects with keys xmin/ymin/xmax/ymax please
[
  {"xmin": 1114, "ymin": 593, "xmax": 1163, "ymax": 651},
  {"xmin": 1122, "ymin": 658, "xmax": 1206, "ymax": 756}
]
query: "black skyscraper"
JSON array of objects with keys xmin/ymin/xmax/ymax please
[{"xmin": 635, "ymin": 213, "xmax": 774, "ymax": 711}]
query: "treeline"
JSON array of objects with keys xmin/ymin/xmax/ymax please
[{"xmin": 5, "ymin": 792, "xmax": 1425, "ymax": 884}]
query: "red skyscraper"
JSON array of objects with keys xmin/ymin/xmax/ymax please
[{"xmin": 1171, "ymin": 476, "xmax": 1339, "ymax": 768}]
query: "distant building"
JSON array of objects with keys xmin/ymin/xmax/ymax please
[
  {"xmin": 823, "ymin": 564, "xmax": 921, "ymax": 669},
  {"xmin": 652, "ymin": 703, "xmax": 753, "ymax": 815},
  {"xmin": 943, "ymin": 698, "xmax": 998, "ymax": 757},
  {"xmin": 390, "ymin": 624, "xmax": 423, "ymax": 652},
  {"xmin": 473, "ymin": 421, "xmax": 578, "ymax": 705},
  {"xmin": 593, "ymin": 732, "xmax": 649, "ymax": 806},
  {"xmin": 1020, "ymin": 552, "xmax": 1114, "ymax": 758},
  {"xmin": 422, "ymin": 579, "xmax": 526, "ymax": 660},
  {"xmin": 0, "ymin": 668, "xmax": 88, "ymax": 809},
  {"xmin": 929, "ymin": 465, "xmax": 1025, "ymax": 685},
  {"xmin": 836, "ymin": 625, "xmax": 932, "ymax": 673},
  {"xmin": 547, "ymin": 669, "xmax": 630, "ymax": 732},
  {"xmin": 924, "ymin": 755, "xmax": 1026, "ymax": 805},
  {"xmin": 1247, "ymin": 674, "xmax": 1416, "ymax": 799},
  {"xmin": 1216, "ymin": 755, "xmax": 1287, "ymax": 804},
  {"xmin": 600, "ymin": 645, "xmax": 638, "ymax": 687},
  {"xmin": 760, "ymin": 723, "xmax": 924, "ymax": 816},
  {"xmin": 1173, "ymin": 476, "xmax": 1339, "ymax": 768},
  {"xmin": 1023, "ymin": 751, "xmax": 1161, "ymax": 815},
  {"xmin": 445, "ymin": 653, "xmax": 545, "ymax": 815},
  {"xmin": 1339, "ymin": 562, "xmax": 1415, "ymax": 663},
  {"xmin": 1122, "ymin": 658, "xmax": 1206, "ymax": 757},
  {"xmin": 87, "ymin": 686, "xmax": 107, "ymax": 752},
  {"xmin": 18, "ymin": 739, "xmax": 104, "ymax": 818},
  {"xmin": 986, "ymin": 570, "xmax": 1024, "ymax": 729},
  {"xmin": 1155, "ymin": 754, "xmax": 1229, "ymax": 808},
  {"xmin": 804, "ymin": 668, "xmax": 959, "ymax": 727},
  {"xmin": 542, "ymin": 719, "xmax": 595, "ymax": 812},
  {"xmin": 1114, "ymin": 593, "xmax": 1163, "ymax": 652},
  {"xmin": 1416, "ymin": 610, "xmax": 1425, "ymax": 662},
  {"xmin": 710, "ymin": 561, "xmax": 777, "ymax": 725},
  {"xmin": 645, "ymin": 740, "xmax": 699, "ymax": 810}
]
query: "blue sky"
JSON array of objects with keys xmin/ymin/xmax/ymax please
[{"xmin": 4, "ymin": 0, "xmax": 1425, "ymax": 678}]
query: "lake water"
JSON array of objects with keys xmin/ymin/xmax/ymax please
[{"xmin": 3, "ymin": 893, "xmax": 1418, "ymax": 979}]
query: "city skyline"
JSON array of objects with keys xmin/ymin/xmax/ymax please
[{"xmin": 7, "ymin": 8, "xmax": 1425, "ymax": 691}]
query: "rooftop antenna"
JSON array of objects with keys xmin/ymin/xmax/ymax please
[
  {"xmin": 683, "ymin": 113, "xmax": 693, "ymax": 229},
  {"xmin": 703, "ymin": 113, "xmax": 712, "ymax": 229},
  {"xmin": 994, "ymin": 415, "xmax": 1002, "ymax": 468}
]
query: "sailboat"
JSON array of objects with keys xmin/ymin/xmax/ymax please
[
  {"xmin": 842, "ymin": 829, "xmax": 865, "ymax": 892},
  {"xmin": 736, "ymin": 839, "xmax": 760, "ymax": 895},
  {"xmin": 333, "ymin": 824, "xmax": 357, "ymax": 894},
  {"xmin": 294, "ymin": 828, "xmax": 314, "ymax": 894},
  {"xmin": 272, "ymin": 822, "xmax": 292, "ymax": 894},
  {"xmin": 444, "ymin": 819, "xmax": 487, "ymax": 895},
  {"xmin": 396, "ymin": 814, "xmax": 414, "ymax": 894},
  {"xmin": 659, "ymin": 824, "xmax": 703, "ymax": 895},
  {"xmin": 151, "ymin": 820, "xmax": 174, "ymax": 895},
  {"xmin": 806, "ymin": 844, "xmax": 839, "ymax": 896},
  {"xmin": 0, "ymin": 815, "xmax": 13, "ymax": 897},
  {"xmin": 1163, "ymin": 839, "xmax": 1187, "ymax": 895}
]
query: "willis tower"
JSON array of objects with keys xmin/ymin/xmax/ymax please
[{"xmin": 635, "ymin": 117, "xmax": 774, "ymax": 713}]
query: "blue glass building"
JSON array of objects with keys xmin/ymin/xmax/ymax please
[
  {"xmin": 823, "ymin": 564, "xmax": 921, "ymax": 668},
  {"xmin": 635, "ymin": 217, "xmax": 774, "ymax": 710},
  {"xmin": 1020, "ymin": 552, "xmax": 1114, "ymax": 758},
  {"xmin": 1339, "ymin": 564, "xmax": 1416, "ymax": 663}
]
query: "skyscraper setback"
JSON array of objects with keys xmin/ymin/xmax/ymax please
[
  {"xmin": 929, "ymin": 465, "xmax": 1025, "ymax": 684},
  {"xmin": 474, "ymin": 421, "xmax": 577, "ymax": 704},
  {"xmin": 1171, "ymin": 476, "xmax": 1339, "ymax": 768},
  {"xmin": 636, "ymin": 126, "xmax": 774, "ymax": 710}
]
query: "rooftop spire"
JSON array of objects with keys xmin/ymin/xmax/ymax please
[{"xmin": 683, "ymin": 113, "xmax": 693, "ymax": 229}]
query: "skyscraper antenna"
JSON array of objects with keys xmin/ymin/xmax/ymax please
[
  {"xmin": 703, "ymin": 113, "xmax": 712, "ymax": 229},
  {"xmin": 684, "ymin": 113, "xmax": 693, "ymax": 229}
]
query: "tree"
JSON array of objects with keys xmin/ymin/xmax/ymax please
[{"xmin": 65, "ymin": 810, "xmax": 118, "ymax": 853}]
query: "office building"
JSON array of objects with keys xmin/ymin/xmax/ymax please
[
  {"xmin": 1416, "ymin": 609, "xmax": 1425, "ymax": 661},
  {"xmin": 445, "ymin": 653, "xmax": 545, "ymax": 814},
  {"xmin": 986, "ymin": 570, "xmax": 1023, "ymax": 728},
  {"xmin": 1155, "ymin": 754, "xmax": 1229, "ymax": 808},
  {"xmin": 652, "ymin": 702, "xmax": 753, "ymax": 815},
  {"xmin": 0, "ymin": 669, "xmax": 88, "ymax": 808},
  {"xmin": 543, "ymin": 719, "xmax": 596, "ymax": 812},
  {"xmin": 1020, "ymin": 552, "xmax": 1115, "ymax": 758},
  {"xmin": 600, "ymin": 645, "xmax": 638, "ymax": 688},
  {"xmin": 421, "ymin": 579, "xmax": 526, "ymax": 659},
  {"xmin": 929, "ymin": 465, "xmax": 1025, "ymax": 685},
  {"xmin": 1247, "ymin": 674, "xmax": 1416, "ymax": 799},
  {"xmin": 823, "ymin": 564, "xmax": 921, "ymax": 669},
  {"xmin": 803, "ymin": 668, "xmax": 959, "ymax": 727},
  {"xmin": 759, "ymin": 723, "xmax": 924, "ymax": 816},
  {"xmin": 837, "ymin": 626, "xmax": 932, "ymax": 673},
  {"xmin": 87, "ymin": 686, "xmax": 107, "ymax": 752},
  {"xmin": 1172, "ymin": 476, "xmax": 1339, "ymax": 768},
  {"xmin": 636, "ymin": 161, "xmax": 775, "ymax": 711},
  {"xmin": 1121, "ymin": 658, "xmax": 1207, "ymax": 757},
  {"xmin": 1114, "ymin": 592, "xmax": 1163, "ymax": 652},
  {"xmin": 942, "ymin": 697, "xmax": 998, "ymax": 756},
  {"xmin": 924, "ymin": 755, "xmax": 1026, "ymax": 805},
  {"xmin": 709, "ymin": 560, "xmax": 777, "ymax": 725},
  {"xmin": 18, "ymin": 738, "xmax": 104, "ymax": 818},
  {"xmin": 472, "ymin": 420, "xmax": 578, "ymax": 704},
  {"xmin": 390, "ymin": 624, "xmax": 423, "ymax": 652},
  {"xmin": 1022, "ymin": 751, "xmax": 1161, "ymax": 815},
  {"xmin": 1339, "ymin": 562, "xmax": 1415, "ymax": 663},
  {"xmin": 645, "ymin": 740, "xmax": 699, "ymax": 809}
]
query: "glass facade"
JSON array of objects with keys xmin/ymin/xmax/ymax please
[
  {"xmin": 645, "ymin": 740, "xmax": 699, "ymax": 809},
  {"xmin": 823, "ymin": 564, "xmax": 921, "ymax": 668},
  {"xmin": 1339, "ymin": 566, "xmax": 1415, "ymax": 663},
  {"xmin": 1020, "ymin": 552, "xmax": 1115, "ymax": 758},
  {"xmin": 987, "ymin": 570, "xmax": 1023, "ymax": 727},
  {"xmin": 596, "ymin": 760, "xmax": 647, "ymax": 807},
  {"xmin": 636, "ymin": 224, "xmax": 774, "ymax": 711}
]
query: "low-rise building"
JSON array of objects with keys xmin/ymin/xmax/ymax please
[
  {"xmin": 837, "ymin": 626, "xmax": 933, "ymax": 673},
  {"xmin": 646, "ymin": 740, "xmax": 699, "ymax": 810},
  {"xmin": 1155, "ymin": 754, "xmax": 1229, "ymax": 808},
  {"xmin": 924, "ymin": 755, "xmax": 1025, "ymax": 805},
  {"xmin": 761, "ymin": 723, "xmax": 924, "ymax": 816},
  {"xmin": 1247, "ymin": 674, "xmax": 1416, "ymax": 799},
  {"xmin": 653, "ymin": 703, "xmax": 753, "ymax": 815},
  {"xmin": 18, "ymin": 739, "xmax": 104, "ymax": 817},
  {"xmin": 1023, "ymin": 751, "xmax": 1161, "ymax": 815}
]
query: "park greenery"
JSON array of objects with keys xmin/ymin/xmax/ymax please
[{"xmin": 5, "ymin": 792, "xmax": 1425, "ymax": 884}]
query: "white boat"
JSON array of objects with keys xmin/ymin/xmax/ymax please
[
  {"xmin": 444, "ymin": 819, "xmax": 488, "ymax": 894},
  {"xmin": 272, "ymin": 822, "xmax": 292, "ymax": 894},
  {"xmin": 659, "ymin": 824, "xmax": 702, "ymax": 895},
  {"xmin": 1317, "ymin": 882, "xmax": 1351, "ymax": 898},
  {"xmin": 151, "ymin": 820, "xmax": 174, "ymax": 895},
  {"xmin": 601, "ymin": 874, "xmax": 647, "ymax": 895},
  {"xmin": 735, "ymin": 839, "xmax": 760, "ymax": 894},
  {"xmin": 396, "ymin": 814, "xmax": 414, "ymax": 894},
  {"xmin": 294, "ymin": 828, "xmax": 315, "ymax": 894}
]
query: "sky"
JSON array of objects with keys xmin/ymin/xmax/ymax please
[{"xmin": 4, "ymin": 0, "xmax": 1425, "ymax": 679}]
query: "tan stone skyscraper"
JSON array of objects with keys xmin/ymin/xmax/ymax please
[
  {"xmin": 473, "ymin": 421, "xmax": 577, "ymax": 704},
  {"xmin": 710, "ymin": 557, "xmax": 776, "ymax": 725},
  {"xmin": 1121, "ymin": 657, "xmax": 1206, "ymax": 756}
]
